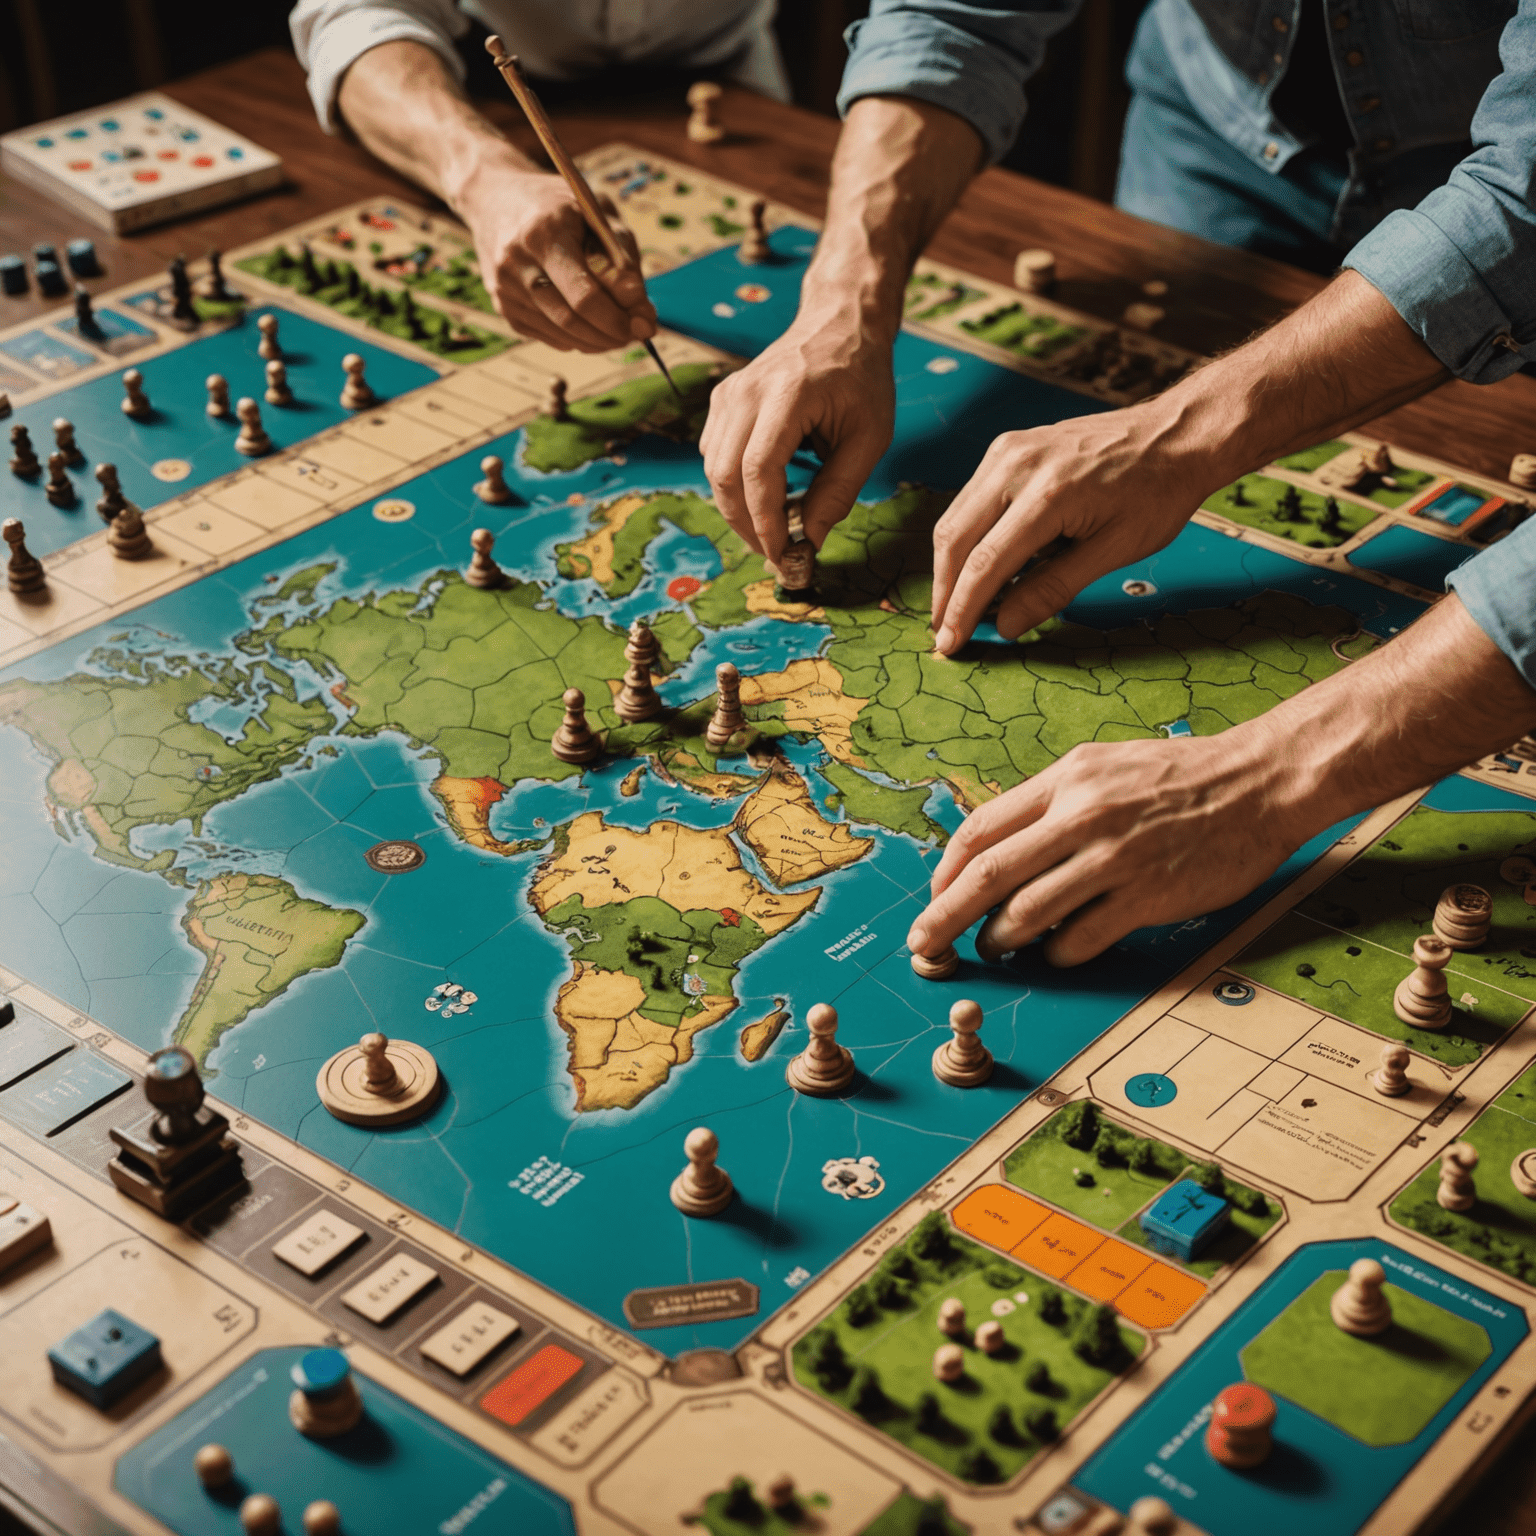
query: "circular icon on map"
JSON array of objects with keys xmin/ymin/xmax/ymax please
[
  {"xmin": 1124, "ymin": 1072, "xmax": 1177, "ymax": 1108},
  {"xmin": 373, "ymin": 498, "xmax": 415, "ymax": 523},
  {"xmin": 364, "ymin": 839, "xmax": 427, "ymax": 874},
  {"xmin": 1213, "ymin": 980, "xmax": 1256, "ymax": 1006},
  {"xmin": 735, "ymin": 283, "xmax": 771, "ymax": 304},
  {"xmin": 925, "ymin": 356, "xmax": 960, "ymax": 374},
  {"xmin": 712, "ymin": 302, "xmax": 737, "ymax": 318},
  {"xmin": 1122, "ymin": 577, "xmax": 1157, "ymax": 596},
  {"xmin": 151, "ymin": 458, "xmax": 192, "ymax": 482}
]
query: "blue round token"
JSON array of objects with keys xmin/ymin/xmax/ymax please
[
  {"xmin": 1124, "ymin": 1072, "xmax": 1178, "ymax": 1108},
  {"xmin": 291, "ymin": 1347, "xmax": 351, "ymax": 1397},
  {"xmin": 1213, "ymin": 980, "xmax": 1256, "ymax": 1006}
]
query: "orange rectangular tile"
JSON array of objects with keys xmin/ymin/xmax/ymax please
[
  {"xmin": 1010, "ymin": 1211, "xmax": 1103, "ymax": 1280},
  {"xmin": 1114, "ymin": 1261, "xmax": 1207, "ymax": 1330},
  {"xmin": 950, "ymin": 1185, "xmax": 1050, "ymax": 1254},
  {"xmin": 478, "ymin": 1343, "xmax": 584, "ymax": 1427},
  {"xmin": 1065, "ymin": 1238, "xmax": 1155, "ymax": 1303}
]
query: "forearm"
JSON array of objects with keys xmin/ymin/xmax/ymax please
[
  {"xmin": 796, "ymin": 96, "xmax": 984, "ymax": 349},
  {"xmin": 336, "ymin": 39, "xmax": 536, "ymax": 208}
]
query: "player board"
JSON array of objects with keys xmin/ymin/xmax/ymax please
[{"xmin": 0, "ymin": 146, "xmax": 1534, "ymax": 1536}]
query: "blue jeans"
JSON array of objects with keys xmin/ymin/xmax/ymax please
[{"xmin": 1113, "ymin": 5, "xmax": 1471, "ymax": 273}]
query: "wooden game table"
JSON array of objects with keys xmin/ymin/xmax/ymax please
[{"xmin": 0, "ymin": 45, "xmax": 1534, "ymax": 1536}]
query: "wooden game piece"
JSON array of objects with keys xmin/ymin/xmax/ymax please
[
  {"xmin": 774, "ymin": 537, "xmax": 816, "ymax": 598},
  {"xmin": 234, "ymin": 398, "xmax": 272, "ymax": 457},
  {"xmin": 303, "ymin": 1502, "xmax": 342, "ymax": 1536},
  {"xmin": 74, "ymin": 284, "xmax": 102, "ymax": 339},
  {"xmin": 94, "ymin": 463, "xmax": 126, "ymax": 520},
  {"xmin": 1437, "ymin": 1141, "xmax": 1478, "ymax": 1212},
  {"xmin": 52, "ymin": 417, "xmax": 83, "ymax": 467},
  {"xmin": 168, "ymin": 255, "xmax": 199, "ymax": 329},
  {"xmin": 765, "ymin": 1475, "xmax": 796, "ymax": 1516},
  {"xmin": 615, "ymin": 618, "xmax": 663, "ymax": 722},
  {"xmin": 705, "ymin": 662, "xmax": 746, "ymax": 751},
  {"xmin": 1500, "ymin": 854, "xmax": 1536, "ymax": 886},
  {"xmin": 933, "ymin": 1343, "xmax": 964, "ymax": 1382},
  {"xmin": 551, "ymin": 687, "xmax": 600, "ymax": 764},
  {"xmin": 108, "ymin": 502, "xmax": 153, "ymax": 561},
  {"xmin": 206, "ymin": 373, "xmax": 231, "ymax": 418},
  {"xmin": 1510, "ymin": 454, "xmax": 1536, "ymax": 491},
  {"xmin": 340, "ymin": 352, "xmax": 377, "ymax": 410},
  {"xmin": 257, "ymin": 312, "xmax": 282, "ymax": 361},
  {"xmin": 1511, "ymin": 1150, "xmax": 1536, "ymax": 1198},
  {"xmin": 1126, "ymin": 1496, "xmax": 1177, "ymax": 1536},
  {"xmin": 44, "ymin": 451, "xmax": 75, "ymax": 508},
  {"xmin": 264, "ymin": 359, "xmax": 293, "ymax": 407},
  {"xmin": 1121, "ymin": 301, "xmax": 1165, "ymax": 331},
  {"xmin": 316, "ymin": 1031, "xmax": 442, "ymax": 1127},
  {"xmin": 1371, "ymin": 1042, "xmax": 1412, "ymax": 1098},
  {"xmin": 474, "ymin": 453, "xmax": 514, "ymax": 504},
  {"xmin": 9, "ymin": 424, "xmax": 39, "ymax": 476},
  {"xmin": 197, "ymin": 249, "xmax": 232, "ymax": 302},
  {"xmin": 785, "ymin": 1002, "xmax": 855, "ymax": 1096},
  {"xmin": 933, "ymin": 999, "xmax": 993, "ymax": 1087},
  {"xmin": 1014, "ymin": 248, "xmax": 1056, "ymax": 293},
  {"xmin": 121, "ymin": 369, "xmax": 152, "ymax": 420},
  {"xmin": 5, "ymin": 519, "xmax": 45, "ymax": 595},
  {"xmin": 0, "ymin": 255, "xmax": 24, "ymax": 295},
  {"xmin": 1205, "ymin": 1381, "xmax": 1275, "ymax": 1468},
  {"xmin": 545, "ymin": 376, "xmax": 570, "ymax": 421},
  {"xmin": 194, "ymin": 1442, "xmax": 234, "ymax": 1489},
  {"xmin": 1142, "ymin": 278, "xmax": 1170, "ymax": 298},
  {"xmin": 1330, "ymin": 1256, "xmax": 1392, "ymax": 1335},
  {"xmin": 1394, "ymin": 934, "xmax": 1453, "ymax": 1028},
  {"xmin": 289, "ymin": 1349, "xmax": 365, "ymax": 1438},
  {"xmin": 975, "ymin": 1319, "xmax": 1005, "ymax": 1355},
  {"xmin": 738, "ymin": 199, "xmax": 770, "ymax": 264},
  {"xmin": 670, "ymin": 1126, "xmax": 734, "ymax": 1216},
  {"xmin": 465, "ymin": 528, "xmax": 505, "ymax": 590},
  {"xmin": 239, "ymin": 1494, "xmax": 281, "ymax": 1535},
  {"xmin": 0, "ymin": 393, "xmax": 9, "ymax": 418},
  {"xmin": 937, "ymin": 1297, "xmax": 966, "ymax": 1337},
  {"xmin": 1433, "ymin": 883, "xmax": 1492, "ymax": 950},
  {"xmin": 910, "ymin": 943, "xmax": 959, "ymax": 980},
  {"xmin": 686, "ymin": 81, "xmax": 725, "ymax": 143}
]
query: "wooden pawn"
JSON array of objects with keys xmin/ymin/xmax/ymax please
[
  {"xmin": 784, "ymin": 1002, "xmax": 854, "ymax": 1096},
  {"xmin": 614, "ymin": 619, "xmax": 662, "ymax": 722},
  {"xmin": 705, "ymin": 662, "xmax": 746, "ymax": 751},
  {"xmin": 932, "ymin": 999, "xmax": 993, "ymax": 1086},
  {"xmin": 4, "ymin": 518, "xmax": 45, "ymax": 595},
  {"xmin": 551, "ymin": 687, "xmax": 600, "ymax": 764}
]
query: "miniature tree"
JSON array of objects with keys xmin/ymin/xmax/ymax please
[
  {"xmin": 1095, "ymin": 1130, "xmax": 1127, "ymax": 1169},
  {"xmin": 1025, "ymin": 1403, "xmax": 1059, "ymax": 1441},
  {"xmin": 1058, "ymin": 1100, "xmax": 1100, "ymax": 1150},
  {"xmin": 1025, "ymin": 1360, "xmax": 1053, "ymax": 1393},
  {"xmin": 915, "ymin": 1391, "xmax": 945, "ymax": 1436},
  {"xmin": 915, "ymin": 1497, "xmax": 950, "ymax": 1536},
  {"xmin": 850, "ymin": 1366, "xmax": 886, "ymax": 1420},
  {"xmin": 912, "ymin": 1211, "xmax": 953, "ymax": 1262},
  {"xmin": 957, "ymin": 1446, "xmax": 1001, "ymax": 1483},
  {"xmin": 845, "ymin": 1284, "xmax": 876, "ymax": 1327},
  {"xmin": 872, "ymin": 1271, "xmax": 907, "ymax": 1310},
  {"xmin": 1036, "ymin": 1286, "xmax": 1066, "ymax": 1326},
  {"xmin": 1071, "ymin": 1303, "xmax": 1124, "ymax": 1367},
  {"xmin": 1191, "ymin": 1161, "xmax": 1226, "ymax": 1196},
  {"xmin": 883, "ymin": 1248, "xmax": 916, "ymax": 1280},
  {"xmin": 1128, "ymin": 1138, "xmax": 1158, "ymax": 1174},
  {"xmin": 723, "ymin": 1477, "xmax": 762, "ymax": 1523},
  {"xmin": 987, "ymin": 1402, "xmax": 1018, "ymax": 1444},
  {"xmin": 1239, "ymin": 1187, "xmax": 1270, "ymax": 1218},
  {"xmin": 809, "ymin": 1330, "xmax": 848, "ymax": 1388}
]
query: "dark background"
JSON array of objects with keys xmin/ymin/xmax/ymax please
[{"xmin": 0, "ymin": 0, "xmax": 1149, "ymax": 203}]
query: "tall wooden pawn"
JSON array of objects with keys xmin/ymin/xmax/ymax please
[
  {"xmin": 785, "ymin": 1002, "xmax": 855, "ymax": 1096},
  {"xmin": 4, "ymin": 518, "xmax": 45, "ymax": 595},
  {"xmin": 705, "ymin": 662, "xmax": 746, "ymax": 751},
  {"xmin": 1437, "ymin": 1140, "xmax": 1478, "ymax": 1212},
  {"xmin": 1126, "ymin": 1496, "xmax": 1177, "ymax": 1536},
  {"xmin": 686, "ymin": 82, "xmax": 725, "ymax": 143},
  {"xmin": 108, "ymin": 502, "xmax": 153, "ymax": 560},
  {"xmin": 1330, "ymin": 1257, "xmax": 1392, "ymax": 1336},
  {"xmin": 10, "ymin": 424, "xmax": 39, "ymax": 476},
  {"xmin": 1433, "ymin": 883, "xmax": 1492, "ymax": 950},
  {"xmin": 932, "ymin": 999, "xmax": 993, "ymax": 1087},
  {"xmin": 121, "ymin": 369, "xmax": 152, "ymax": 420},
  {"xmin": 256, "ymin": 313, "xmax": 282, "ymax": 362},
  {"xmin": 738, "ymin": 199, "xmax": 770, "ymax": 264},
  {"xmin": 44, "ymin": 451, "xmax": 75, "ymax": 508},
  {"xmin": 264, "ymin": 359, "xmax": 293, "ymax": 407},
  {"xmin": 464, "ymin": 529, "xmax": 505, "ymax": 590},
  {"xmin": 96, "ymin": 466, "xmax": 127, "ymax": 522},
  {"xmin": 206, "ymin": 373, "xmax": 231, "ymax": 418},
  {"xmin": 474, "ymin": 454, "xmax": 514, "ymax": 504},
  {"xmin": 670, "ymin": 1127, "xmax": 733, "ymax": 1216},
  {"xmin": 1393, "ymin": 934, "xmax": 1452, "ymax": 1029},
  {"xmin": 545, "ymin": 377, "xmax": 569, "ymax": 422},
  {"xmin": 551, "ymin": 688, "xmax": 600, "ymax": 764},
  {"xmin": 339, "ymin": 353, "xmax": 376, "ymax": 411},
  {"xmin": 52, "ymin": 417, "xmax": 83, "ymax": 467},
  {"xmin": 615, "ymin": 619, "xmax": 663, "ymax": 722},
  {"xmin": 234, "ymin": 398, "xmax": 272, "ymax": 457},
  {"xmin": 1205, "ymin": 1382, "xmax": 1276, "ymax": 1468},
  {"xmin": 1371, "ymin": 1042, "xmax": 1412, "ymax": 1098}
]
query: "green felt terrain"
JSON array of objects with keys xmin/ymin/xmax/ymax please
[
  {"xmin": 528, "ymin": 364, "xmax": 717, "ymax": 474},
  {"xmin": 1201, "ymin": 473, "xmax": 1375, "ymax": 548},
  {"xmin": 904, "ymin": 272, "xmax": 984, "ymax": 322},
  {"xmin": 1390, "ymin": 1062, "xmax": 1536, "ymax": 1284},
  {"xmin": 960, "ymin": 301, "xmax": 1085, "ymax": 361},
  {"xmin": 685, "ymin": 1478, "xmax": 831, "ymax": 1536},
  {"xmin": 1233, "ymin": 805, "xmax": 1536, "ymax": 1067},
  {"xmin": 793, "ymin": 1217, "xmax": 1141, "ymax": 1484},
  {"xmin": 1275, "ymin": 441, "xmax": 1352, "ymax": 474},
  {"xmin": 1241, "ymin": 1273, "xmax": 1490, "ymax": 1445}
]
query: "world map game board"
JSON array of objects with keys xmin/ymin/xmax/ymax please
[{"xmin": 1, "ymin": 147, "xmax": 1535, "ymax": 1536}]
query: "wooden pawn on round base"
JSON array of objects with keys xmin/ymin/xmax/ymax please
[
  {"xmin": 1330, "ymin": 1257, "xmax": 1392, "ymax": 1336},
  {"xmin": 1393, "ymin": 935, "xmax": 1453, "ymax": 1029},
  {"xmin": 932, "ymin": 999, "xmax": 993, "ymax": 1087},
  {"xmin": 670, "ymin": 1127, "xmax": 734, "ymax": 1216},
  {"xmin": 316, "ymin": 1032, "xmax": 441, "ymax": 1126},
  {"xmin": 785, "ymin": 1002, "xmax": 854, "ymax": 1096},
  {"xmin": 910, "ymin": 943, "xmax": 958, "ymax": 980}
]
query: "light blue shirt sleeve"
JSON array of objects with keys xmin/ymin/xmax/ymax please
[
  {"xmin": 1343, "ymin": 1, "xmax": 1536, "ymax": 386},
  {"xmin": 837, "ymin": 0, "xmax": 1083, "ymax": 164},
  {"xmin": 1448, "ymin": 517, "xmax": 1536, "ymax": 689}
]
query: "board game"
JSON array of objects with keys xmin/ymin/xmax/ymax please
[{"xmin": 1, "ymin": 146, "xmax": 1534, "ymax": 1536}]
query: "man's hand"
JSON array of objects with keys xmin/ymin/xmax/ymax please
[{"xmin": 700, "ymin": 322, "xmax": 894, "ymax": 560}]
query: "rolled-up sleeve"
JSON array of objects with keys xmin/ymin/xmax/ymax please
[
  {"xmin": 837, "ymin": 0, "xmax": 1082, "ymax": 163},
  {"xmin": 290, "ymin": 0, "xmax": 470, "ymax": 134},
  {"xmin": 1448, "ymin": 516, "xmax": 1536, "ymax": 688},
  {"xmin": 1343, "ymin": 1, "xmax": 1536, "ymax": 385}
]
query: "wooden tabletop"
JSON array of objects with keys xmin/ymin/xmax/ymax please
[{"xmin": 1, "ymin": 44, "xmax": 1535, "ymax": 1536}]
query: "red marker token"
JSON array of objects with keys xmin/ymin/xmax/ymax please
[
  {"xmin": 192, "ymin": 155, "xmax": 214, "ymax": 168},
  {"xmin": 667, "ymin": 575, "xmax": 702, "ymax": 601},
  {"xmin": 1206, "ymin": 1382, "xmax": 1276, "ymax": 1468},
  {"xmin": 68, "ymin": 159, "xmax": 91, "ymax": 172},
  {"xmin": 133, "ymin": 170, "xmax": 160, "ymax": 183}
]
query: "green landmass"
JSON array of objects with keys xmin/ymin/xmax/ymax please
[
  {"xmin": 685, "ymin": 1478, "xmax": 832, "ymax": 1536},
  {"xmin": 1232, "ymin": 805, "xmax": 1536, "ymax": 1066},
  {"xmin": 960, "ymin": 301, "xmax": 1085, "ymax": 361},
  {"xmin": 1202, "ymin": 473, "xmax": 1375, "ymax": 547},
  {"xmin": 820, "ymin": 760, "xmax": 948, "ymax": 845},
  {"xmin": 1390, "ymin": 1062, "xmax": 1536, "ymax": 1283},
  {"xmin": 858, "ymin": 1492, "xmax": 968, "ymax": 1536},
  {"xmin": 556, "ymin": 490, "xmax": 718, "ymax": 597},
  {"xmin": 1365, "ymin": 466, "xmax": 1439, "ymax": 508},
  {"xmin": 523, "ymin": 364, "xmax": 717, "ymax": 474},
  {"xmin": 1241, "ymin": 1272, "xmax": 1489, "ymax": 1446},
  {"xmin": 794, "ymin": 1215, "xmax": 1141, "ymax": 1483},
  {"xmin": 904, "ymin": 272, "xmax": 983, "ymax": 322},
  {"xmin": 176, "ymin": 872, "xmax": 365, "ymax": 1066},
  {"xmin": 1275, "ymin": 441, "xmax": 1351, "ymax": 474}
]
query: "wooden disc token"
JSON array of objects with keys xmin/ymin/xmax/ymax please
[
  {"xmin": 1512, "ymin": 1149, "xmax": 1536, "ymax": 1199},
  {"xmin": 316, "ymin": 1035, "xmax": 441, "ymax": 1126}
]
